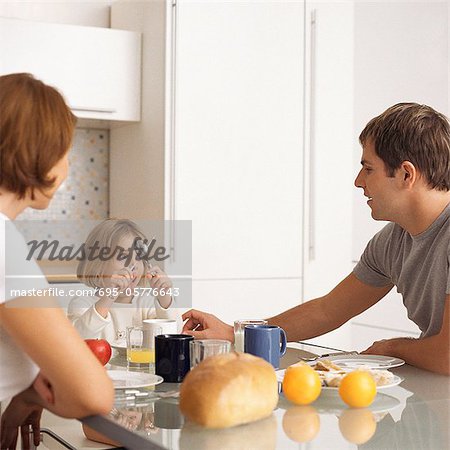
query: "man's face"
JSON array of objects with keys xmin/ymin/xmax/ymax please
[{"xmin": 354, "ymin": 140, "xmax": 403, "ymax": 221}]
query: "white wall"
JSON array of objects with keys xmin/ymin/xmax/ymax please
[
  {"xmin": 0, "ymin": 0, "xmax": 112, "ymax": 27},
  {"xmin": 352, "ymin": 1, "xmax": 449, "ymax": 261}
]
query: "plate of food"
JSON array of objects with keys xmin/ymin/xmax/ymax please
[
  {"xmin": 278, "ymin": 390, "xmax": 401, "ymax": 415},
  {"xmin": 320, "ymin": 372, "xmax": 403, "ymax": 390},
  {"xmin": 107, "ymin": 370, "xmax": 163, "ymax": 389},
  {"xmin": 312, "ymin": 354, "xmax": 405, "ymax": 370},
  {"xmin": 276, "ymin": 360, "xmax": 403, "ymax": 390}
]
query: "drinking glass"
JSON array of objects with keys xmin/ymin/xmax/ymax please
[
  {"xmin": 233, "ymin": 319, "xmax": 268, "ymax": 352},
  {"xmin": 189, "ymin": 339, "xmax": 231, "ymax": 368},
  {"xmin": 126, "ymin": 325, "xmax": 162, "ymax": 373}
]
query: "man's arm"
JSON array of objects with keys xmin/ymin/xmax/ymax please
[
  {"xmin": 363, "ymin": 294, "xmax": 450, "ymax": 375},
  {"xmin": 268, "ymin": 273, "xmax": 393, "ymax": 341}
]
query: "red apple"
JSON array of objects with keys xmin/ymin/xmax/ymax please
[{"xmin": 85, "ymin": 339, "xmax": 112, "ymax": 366}]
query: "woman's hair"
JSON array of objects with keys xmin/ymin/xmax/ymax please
[
  {"xmin": 359, "ymin": 103, "xmax": 450, "ymax": 191},
  {"xmin": 0, "ymin": 73, "xmax": 77, "ymax": 199},
  {"xmin": 77, "ymin": 218, "xmax": 150, "ymax": 289}
]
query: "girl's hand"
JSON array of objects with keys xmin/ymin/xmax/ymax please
[
  {"xmin": 108, "ymin": 265, "xmax": 136, "ymax": 296},
  {"xmin": 146, "ymin": 266, "xmax": 173, "ymax": 307},
  {"xmin": 94, "ymin": 265, "xmax": 138, "ymax": 317}
]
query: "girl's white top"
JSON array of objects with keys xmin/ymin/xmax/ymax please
[{"xmin": 67, "ymin": 293, "xmax": 183, "ymax": 341}]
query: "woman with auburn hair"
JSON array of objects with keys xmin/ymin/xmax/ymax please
[{"xmin": 0, "ymin": 73, "xmax": 114, "ymax": 449}]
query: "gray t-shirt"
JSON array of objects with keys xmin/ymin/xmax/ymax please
[{"xmin": 353, "ymin": 203, "xmax": 450, "ymax": 338}]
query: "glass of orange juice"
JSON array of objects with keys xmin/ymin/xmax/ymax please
[{"xmin": 126, "ymin": 325, "xmax": 162, "ymax": 373}]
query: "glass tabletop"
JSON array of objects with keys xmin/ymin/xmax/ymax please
[{"xmin": 85, "ymin": 342, "xmax": 450, "ymax": 450}]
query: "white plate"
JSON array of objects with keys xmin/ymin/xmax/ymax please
[
  {"xmin": 276, "ymin": 370, "xmax": 403, "ymax": 390},
  {"xmin": 315, "ymin": 354, "xmax": 405, "ymax": 369},
  {"xmin": 107, "ymin": 370, "xmax": 163, "ymax": 389},
  {"xmin": 278, "ymin": 391, "xmax": 401, "ymax": 414},
  {"xmin": 111, "ymin": 340, "xmax": 127, "ymax": 350},
  {"xmin": 321, "ymin": 374, "xmax": 403, "ymax": 390}
]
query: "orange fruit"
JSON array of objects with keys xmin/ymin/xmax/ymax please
[
  {"xmin": 282, "ymin": 363, "xmax": 322, "ymax": 405},
  {"xmin": 338, "ymin": 408, "xmax": 377, "ymax": 444},
  {"xmin": 282, "ymin": 406, "xmax": 320, "ymax": 443},
  {"xmin": 338, "ymin": 370, "xmax": 377, "ymax": 408}
]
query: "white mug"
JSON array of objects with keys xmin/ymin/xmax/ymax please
[{"xmin": 143, "ymin": 318, "xmax": 177, "ymax": 336}]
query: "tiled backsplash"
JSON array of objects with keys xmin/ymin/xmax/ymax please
[{"xmin": 20, "ymin": 128, "xmax": 109, "ymax": 221}]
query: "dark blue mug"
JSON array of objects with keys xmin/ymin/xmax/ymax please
[
  {"xmin": 244, "ymin": 325, "xmax": 287, "ymax": 368},
  {"xmin": 155, "ymin": 334, "xmax": 194, "ymax": 382}
]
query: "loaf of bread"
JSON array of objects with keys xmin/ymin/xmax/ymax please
[{"xmin": 179, "ymin": 352, "xmax": 278, "ymax": 429}]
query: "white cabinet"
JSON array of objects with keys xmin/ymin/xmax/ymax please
[
  {"xmin": 351, "ymin": 323, "xmax": 420, "ymax": 353},
  {"xmin": 296, "ymin": 1, "xmax": 354, "ymax": 350},
  {"xmin": 0, "ymin": 17, "xmax": 141, "ymax": 122},
  {"xmin": 302, "ymin": 1, "xmax": 354, "ymax": 301},
  {"xmin": 110, "ymin": 1, "xmax": 353, "ymax": 327},
  {"xmin": 169, "ymin": 0, "xmax": 304, "ymax": 280},
  {"xmin": 351, "ymin": 286, "xmax": 421, "ymax": 352},
  {"xmin": 192, "ymin": 279, "xmax": 303, "ymax": 325}
]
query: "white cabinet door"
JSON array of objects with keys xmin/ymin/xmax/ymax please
[
  {"xmin": 0, "ymin": 17, "xmax": 141, "ymax": 122},
  {"xmin": 352, "ymin": 288, "xmax": 421, "ymax": 335},
  {"xmin": 192, "ymin": 279, "xmax": 303, "ymax": 326},
  {"xmin": 169, "ymin": 0, "xmax": 304, "ymax": 280},
  {"xmin": 351, "ymin": 323, "xmax": 420, "ymax": 353},
  {"xmin": 301, "ymin": 1, "xmax": 354, "ymax": 300}
]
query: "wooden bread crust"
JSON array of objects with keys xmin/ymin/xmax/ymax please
[{"xmin": 179, "ymin": 352, "xmax": 279, "ymax": 429}]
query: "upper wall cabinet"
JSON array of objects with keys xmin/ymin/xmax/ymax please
[{"xmin": 0, "ymin": 17, "xmax": 141, "ymax": 122}]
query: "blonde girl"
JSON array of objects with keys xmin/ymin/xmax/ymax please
[{"xmin": 68, "ymin": 218, "xmax": 181, "ymax": 341}]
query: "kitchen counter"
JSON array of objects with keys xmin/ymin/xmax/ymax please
[
  {"xmin": 82, "ymin": 343, "xmax": 450, "ymax": 450},
  {"xmin": 37, "ymin": 259, "xmax": 79, "ymax": 284}
]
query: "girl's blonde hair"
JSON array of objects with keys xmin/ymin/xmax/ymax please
[{"xmin": 77, "ymin": 218, "xmax": 150, "ymax": 289}]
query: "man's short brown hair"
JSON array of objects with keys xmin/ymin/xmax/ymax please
[
  {"xmin": 359, "ymin": 103, "xmax": 450, "ymax": 191},
  {"xmin": 0, "ymin": 73, "xmax": 77, "ymax": 199}
]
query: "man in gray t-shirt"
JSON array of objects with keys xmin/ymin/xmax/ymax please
[
  {"xmin": 182, "ymin": 103, "xmax": 450, "ymax": 375},
  {"xmin": 354, "ymin": 203, "xmax": 450, "ymax": 339}
]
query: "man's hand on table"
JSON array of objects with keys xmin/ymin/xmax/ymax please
[
  {"xmin": 182, "ymin": 309, "xmax": 234, "ymax": 342},
  {"xmin": 362, "ymin": 338, "xmax": 394, "ymax": 356},
  {"xmin": 362, "ymin": 336, "xmax": 418, "ymax": 357},
  {"xmin": 0, "ymin": 387, "xmax": 42, "ymax": 450}
]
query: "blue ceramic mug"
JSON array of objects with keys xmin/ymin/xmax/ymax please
[{"xmin": 244, "ymin": 325, "xmax": 287, "ymax": 368}]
